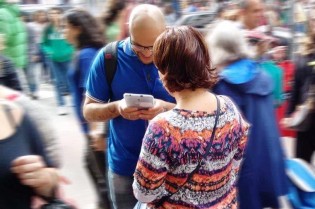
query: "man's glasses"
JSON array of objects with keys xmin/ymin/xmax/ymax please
[{"xmin": 130, "ymin": 40, "xmax": 153, "ymax": 53}]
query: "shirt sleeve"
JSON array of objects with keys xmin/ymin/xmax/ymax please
[
  {"xmin": 133, "ymin": 119, "xmax": 169, "ymax": 203},
  {"xmin": 78, "ymin": 49, "xmax": 98, "ymax": 88},
  {"xmin": 85, "ymin": 48, "xmax": 110, "ymax": 103}
]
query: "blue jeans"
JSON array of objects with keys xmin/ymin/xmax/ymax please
[
  {"xmin": 25, "ymin": 62, "xmax": 40, "ymax": 93},
  {"xmin": 108, "ymin": 169, "xmax": 137, "ymax": 209},
  {"xmin": 49, "ymin": 60, "xmax": 70, "ymax": 106}
]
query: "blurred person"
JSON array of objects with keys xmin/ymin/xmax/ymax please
[
  {"xmin": 41, "ymin": 7, "xmax": 74, "ymax": 116},
  {"xmin": 183, "ymin": 0, "xmax": 199, "ymax": 13},
  {"xmin": 0, "ymin": 34, "xmax": 22, "ymax": 91},
  {"xmin": 281, "ymin": 14, "xmax": 315, "ymax": 163},
  {"xmin": 239, "ymin": 0, "xmax": 264, "ymax": 30},
  {"xmin": 83, "ymin": 4, "xmax": 175, "ymax": 209},
  {"xmin": 246, "ymin": 30, "xmax": 284, "ymax": 108},
  {"xmin": 101, "ymin": 0, "xmax": 128, "ymax": 43},
  {"xmin": 63, "ymin": 8, "xmax": 111, "ymax": 209},
  {"xmin": 0, "ymin": 87, "xmax": 60, "ymax": 209},
  {"xmin": 1, "ymin": 23, "xmax": 60, "ymax": 168},
  {"xmin": 293, "ymin": 0, "xmax": 308, "ymax": 34},
  {"xmin": 133, "ymin": 26, "xmax": 249, "ymax": 208},
  {"xmin": 31, "ymin": 10, "xmax": 51, "ymax": 83},
  {"xmin": 207, "ymin": 20, "xmax": 288, "ymax": 209},
  {"xmin": 0, "ymin": 0, "xmax": 28, "ymax": 93},
  {"xmin": 21, "ymin": 11, "xmax": 41, "ymax": 100},
  {"xmin": 163, "ymin": 3, "xmax": 176, "ymax": 26}
]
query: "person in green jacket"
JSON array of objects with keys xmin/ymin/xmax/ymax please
[
  {"xmin": 41, "ymin": 7, "xmax": 74, "ymax": 115},
  {"xmin": 0, "ymin": 0, "xmax": 28, "ymax": 92}
]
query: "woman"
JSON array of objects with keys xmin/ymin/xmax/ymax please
[
  {"xmin": 282, "ymin": 13, "xmax": 315, "ymax": 163},
  {"xmin": 63, "ymin": 8, "xmax": 110, "ymax": 209},
  {"xmin": 0, "ymin": 86, "xmax": 59, "ymax": 209},
  {"xmin": 132, "ymin": 26, "xmax": 249, "ymax": 208},
  {"xmin": 41, "ymin": 7, "xmax": 74, "ymax": 115},
  {"xmin": 102, "ymin": 0, "xmax": 127, "ymax": 42},
  {"xmin": 207, "ymin": 21, "xmax": 287, "ymax": 209}
]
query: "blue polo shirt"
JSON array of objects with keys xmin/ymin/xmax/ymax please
[{"xmin": 86, "ymin": 38, "xmax": 175, "ymax": 176}]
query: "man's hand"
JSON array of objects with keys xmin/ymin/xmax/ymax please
[
  {"xmin": 139, "ymin": 99, "xmax": 166, "ymax": 120},
  {"xmin": 118, "ymin": 99, "xmax": 142, "ymax": 120}
]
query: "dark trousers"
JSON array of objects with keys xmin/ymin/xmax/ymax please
[
  {"xmin": 85, "ymin": 138, "xmax": 112, "ymax": 209},
  {"xmin": 296, "ymin": 116, "xmax": 315, "ymax": 163}
]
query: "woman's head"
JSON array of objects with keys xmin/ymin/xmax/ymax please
[
  {"xmin": 103, "ymin": 0, "xmax": 126, "ymax": 25},
  {"xmin": 153, "ymin": 26, "xmax": 217, "ymax": 93},
  {"xmin": 206, "ymin": 20, "xmax": 252, "ymax": 66},
  {"xmin": 63, "ymin": 8, "xmax": 105, "ymax": 49}
]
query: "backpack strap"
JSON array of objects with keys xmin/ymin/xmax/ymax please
[{"xmin": 103, "ymin": 41, "xmax": 119, "ymax": 101}]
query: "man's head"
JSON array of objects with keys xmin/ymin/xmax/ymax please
[
  {"xmin": 240, "ymin": 0, "xmax": 264, "ymax": 30},
  {"xmin": 128, "ymin": 4, "xmax": 165, "ymax": 64}
]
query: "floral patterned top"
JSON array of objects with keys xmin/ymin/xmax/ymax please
[{"xmin": 133, "ymin": 96, "xmax": 250, "ymax": 209}]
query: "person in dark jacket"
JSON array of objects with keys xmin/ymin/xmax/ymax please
[
  {"xmin": 281, "ymin": 14, "xmax": 315, "ymax": 163},
  {"xmin": 207, "ymin": 20, "xmax": 288, "ymax": 209}
]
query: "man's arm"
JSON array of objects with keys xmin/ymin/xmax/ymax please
[{"xmin": 83, "ymin": 96, "xmax": 120, "ymax": 122}]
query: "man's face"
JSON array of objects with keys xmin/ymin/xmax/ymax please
[
  {"xmin": 243, "ymin": 0, "xmax": 264, "ymax": 30},
  {"xmin": 130, "ymin": 27, "xmax": 164, "ymax": 65}
]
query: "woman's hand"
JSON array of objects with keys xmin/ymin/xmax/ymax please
[
  {"xmin": 11, "ymin": 155, "xmax": 59, "ymax": 197},
  {"xmin": 280, "ymin": 117, "xmax": 292, "ymax": 129}
]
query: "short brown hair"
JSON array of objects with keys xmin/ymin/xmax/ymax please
[{"xmin": 153, "ymin": 26, "xmax": 217, "ymax": 92}]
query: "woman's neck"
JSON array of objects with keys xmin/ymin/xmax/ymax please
[{"xmin": 174, "ymin": 88, "xmax": 214, "ymax": 111}]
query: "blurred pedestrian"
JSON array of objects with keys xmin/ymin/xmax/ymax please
[
  {"xmin": 101, "ymin": 0, "xmax": 128, "ymax": 43},
  {"xmin": 0, "ymin": 34, "xmax": 22, "ymax": 91},
  {"xmin": 41, "ymin": 7, "xmax": 74, "ymax": 115},
  {"xmin": 0, "ymin": 87, "xmax": 60, "ymax": 209},
  {"xmin": 133, "ymin": 26, "xmax": 249, "ymax": 208},
  {"xmin": 207, "ymin": 20, "xmax": 288, "ymax": 209},
  {"xmin": 163, "ymin": 3, "xmax": 176, "ymax": 26},
  {"xmin": 239, "ymin": 0, "xmax": 264, "ymax": 30},
  {"xmin": 21, "ymin": 11, "xmax": 41, "ymax": 100},
  {"xmin": 31, "ymin": 10, "xmax": 51, "ymax": 83},
  {"xmin": 0, "ymin": 0, "xmax": 28, "ymax": 93},
  {"xmin": 63, "ymin": 8, "xmax": 111, "ymax": 209},
  {"xmin": 281, "ymin": 14, "xmax": 315, "ymax": 163},
  {"xmin": 83, "ymin": 4, "xmax": 175, "ymax": 209}
]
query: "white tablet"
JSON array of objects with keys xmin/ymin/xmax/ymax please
[{"xmin": 123, "ymin": 93, "xmax": 154, "ymax": 109}]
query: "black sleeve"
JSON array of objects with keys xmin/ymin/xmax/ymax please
[
  {"xmin": 1, "ymin": 57, "xmax": 22, "ymax": 91},
  {"xmin": 286, "ymin": 56, "xmax": 307, "ymax": 115}
]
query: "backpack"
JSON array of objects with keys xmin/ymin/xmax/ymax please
[{"xmin": 103, "ymin": 41, "xmax": 119, "ymax": 101}]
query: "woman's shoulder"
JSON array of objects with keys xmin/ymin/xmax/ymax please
[{"xmin": 0, "ymin": 100, "xmax": 24, "ymax": 140}]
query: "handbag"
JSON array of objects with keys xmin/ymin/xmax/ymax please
[
  {"xmin": 39, "ymin": 191, "xmax": 75, "ymax": 209},
  {"xmin": 137, "ymin": 95, "xmax": 221, "ymax": 208}
]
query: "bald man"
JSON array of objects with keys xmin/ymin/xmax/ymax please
[
  {"xmin": 239, "ymin": 0, "xmax": 264, "ymax": 30},
  {"xmin": 83, "ymin": 4, "xmax": 175, "ymax": 209}
]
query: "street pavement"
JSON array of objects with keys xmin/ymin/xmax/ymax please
[{"xmin": 37, "ymin": 83, "xmax": 98, "ymax": 209}]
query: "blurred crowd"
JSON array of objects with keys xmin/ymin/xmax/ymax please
[{"xmin": 1, "ymin": 0, "xmax": 315, "ymax": 209}]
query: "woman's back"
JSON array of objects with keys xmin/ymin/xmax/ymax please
[{"xmin": 134, "ymin": 96, "xmax": 249, "ymax": 208}]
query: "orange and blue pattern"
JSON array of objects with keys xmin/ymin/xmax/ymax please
[{"xmin": 133, "ymin": 96, "xmax": 250, "ymax": 209}]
